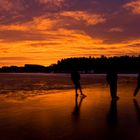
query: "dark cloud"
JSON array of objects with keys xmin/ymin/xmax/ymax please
[
  {"xmin": 128, "ymin": 43, "xmax": 140, "ymax": 48},
  {"xmin": 0, "ymin": 56, "xmax": 28, "ymax": 60},
  {"xmin": 0, "ymin": 30, "xmax": 47, "ymax": 42},
  {"xmin": 0, "ymin": 0, "xmax": 139, "ymax": 44},
  {"xmin": 30, "ymin": 42, "xmax": 61, "ymax": 47}
]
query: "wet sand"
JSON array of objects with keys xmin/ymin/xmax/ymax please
[{"xmin": 0, "ymin": 81, "xmax": 140, "ymax": 140}]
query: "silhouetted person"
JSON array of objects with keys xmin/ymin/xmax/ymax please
[
  {"xmin": 134, "ymin": 73, "xmax": 140, "ymax": 97},
  {"xmin": 133, "ymin": 99, "xmax": 140, "ymax": 123},
  {"xmin": 106, "ymin": 70, "xmax": 119, "ymax": 100},
  {"xmin": 71, "ymin": 70, "xmax": 86, "ymax": 97},
  {"xmin": 107, "ymin": 100, "xmax": 118, "ymax": 128}
]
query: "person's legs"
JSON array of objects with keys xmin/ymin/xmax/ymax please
[
  {"xmin": 78, "ymin": 82, "xmax": 86, "ymax": 97},
  {"xmin": 77, "ymin": 82, "xmax": 82, "ymax": 95},
  {"xmin": 134, "ymin": 86, "xmax": 140, "ymax": 96},
  {"xmin": 110, "ymin": 85, "xmax": 115, "ymax": 99},
  {"xmin": 79, "ymin": 87, "xmax": 83, "ymax": 95},
  {"xmin": 110, "ymin": 83, "xmax": 118, "ymax": 100},
  {"xmin": 74, "ymin": 80, "xmax": 86, "ymax": 97},
  {"xmin": 73, "ymin": 81, "xmax": 78, "ymax": 96},
  {"xmin": 76, "ymin": 81, "xmax": 83, "ymax": 95},
  {"xmin": 75, "ymin": 87, "xmax": 78, "ymax": 96},
  {"xmin": 114, "ymin": 82, "xmax": 117, "ymax": 97}
]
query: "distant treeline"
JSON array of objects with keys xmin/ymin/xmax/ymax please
[{"xmin": 0, "ymin": 56, "xmax": 140, "ymax": 73}]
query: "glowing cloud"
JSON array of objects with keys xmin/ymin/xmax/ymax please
[
  {"xmin": 0, "ymin": 15, "xmax": 59, "ymax": 31},
  {"xmin": 109, "ymin": 27, "xmax": 123, "ymax": 32},
  {"xmin": 0, "ymin": 0, "xmax": 13, "ymax": 11},
  {"xmin": 60, "ymin": 11, "xmax": 106, "ymax": 25},
  {"xmin": 124, "ymin": 0, "xmax": 140, "ymax": 14},
  {"xmin": 0, "ymin": 0, "xmax": 24, "ymax": 12},
  {"xmin": 38, "ymin": 0, "xmax": 64, "ymax": 7}
]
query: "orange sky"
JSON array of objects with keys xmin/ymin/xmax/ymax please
[{"xmin": 0, "ymin": 0, "xmax": 140, "ymax": 66}]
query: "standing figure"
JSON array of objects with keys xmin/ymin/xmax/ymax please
[
  {"xmin": 106, "ymin": 70, "xmax": 119, "ymax": 100},
  {"xmin": 71, "ymin": 70, "xmax": 86, "ymax": 97},
  {"xmin": 134, "ymin": 73, "xmax": 140, "ymax": 97}
]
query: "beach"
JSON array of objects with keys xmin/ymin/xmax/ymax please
[{"xmin": 0, "ymin": 73, "xmax": 140, "ymax": 140}]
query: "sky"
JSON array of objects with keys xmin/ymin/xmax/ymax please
[{"xmin": 0, "ymin": 0, "xmax": 140, "ymax": 66}]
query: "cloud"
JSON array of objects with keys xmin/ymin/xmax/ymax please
[
  {"xmin": 0, "ymin": 0, "xmax": 13, "ymax": 11},
  {"xmin": 0, "ymin": 16, "xmax": 58, "ymax": 31},
  {"xmin": 29, "ymin": 28, "xmax": 103, "ymax": 47},
  {"xmin": 0, "ymin": 30, "xmax": 47, "ymax": 42},
  {"xmin": 60, "ymin": 11, "xmax": 106, "ymax": 25},
  {"xmin": 0, "ymin": 0, "xmax": 140, "ymax": 66},
  {"xmin": 0, "ymin": 0, "xmax": 25, "ymax": 13},
  {"xmin": 30, "ymin": 42, "xmax": 61, "ymax": 47},
  {"xmin": 0, "ymin": 12, "xmax": 105, "ymax": 43},
  {"xmin": 0, "ymin": 15, "xmax": 60, "ymax": 42},
  {"xmin": 127, "ymin": 43, "xmax": 140, "ymax": 48},
  {"xmin": 0, "ymin": 57, "xmax": 28, "ymax": 60},
  {"xmin": 38, "ymin": 0, "xmax": 64, "ymax": 7},
  {"xmin": 109, "ymin": 27, "xmax": 123, "ymax": 32},
  {"xmin": 124, "ymin": 0, "xmax": 140, "ymax": 14}
]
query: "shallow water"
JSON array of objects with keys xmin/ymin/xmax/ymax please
[
  {"xmin": 0, "ymin": 74, "xmax": 139, "ymax": 140},
  {"xmin": 0, "ymin": 73, "xmax": 106, "ymax": 90},
  {"xmin": 0, "ymin": 73, "xmax": 137, "ymax": 100},
  {"xmin": 0, "ymin": 73, "xmax": 137, "ymax": 91}
]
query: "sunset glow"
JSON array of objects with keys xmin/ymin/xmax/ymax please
[{"xmin": 0, "ymin": 0, "xmax": 140, "ymax": 66}]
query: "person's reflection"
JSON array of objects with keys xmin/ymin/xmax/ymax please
[
  {"xmin": 133, "ymin": 99, "xmax": 140, "ymax": 123},
  {"xmin": 107, "ymin": 100, "xmax": 118, "ymax": 128},
  {"xmin": 134, "ymin": 73, "xmax": 140, "ymax": 97},
  {"xmin": 72, "ymin": 95, "xmax": 86, "ymax": 122}
]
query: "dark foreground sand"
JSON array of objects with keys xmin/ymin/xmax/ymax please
[{"xmin": 0, "ymin": 82, "xmax": 140, "ymax": 140}]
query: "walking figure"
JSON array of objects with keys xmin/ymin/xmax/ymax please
[
  {"xmin": 134, "ymin": 73, "xmax": 140, "ymax": 97},
  {"xmin": 71, "ymin": 70, "xmax": 86, "ymax": 97},
  {"xmin": 106, "ymin": 70, "xmax": 119, "ymax": 100}
]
